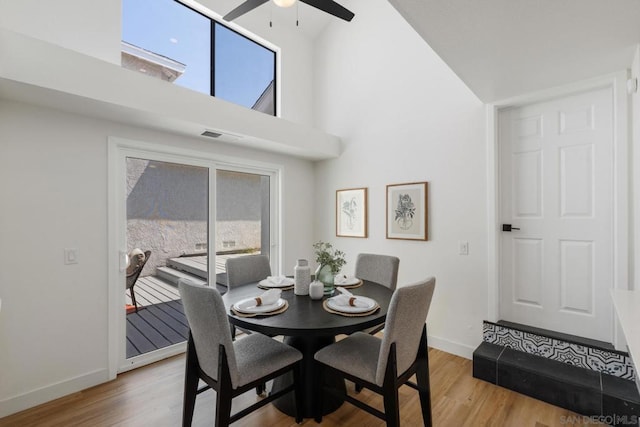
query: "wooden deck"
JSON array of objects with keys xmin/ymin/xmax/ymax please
[
  {"xmin": 125, "ymin": 275, "xmax": 226, "ymax": 358},
  {"xmin": 125, "ymin": 253, "xmax": 255, "ymax": 358},
  {"xmin": 126, "ymin": 300, "xmax": 188, "ymax": 358},
  {"xmin": 126, "ymin": 276, "xmax": 181, "ymax": 308},
  {"xmin": 125, "ymin": 277, "xmax": 186, "ymax": 358}
]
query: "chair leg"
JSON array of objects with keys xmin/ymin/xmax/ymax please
[
  {"xmin": 130, "ymin": 287, "xmax": 139, "ymax": 312},
  {"xmin": 216, "ymin": 347, "xmax": 233, "ymax": 427},
  {"xmin": 416, "ymin": 325, "xmax": 433, "ymax": 426},
  {"xmin": 382, "ymin": 384, "xmax": 400, "ymax": 427},
  {"xmin": 416, "ymin": 360, "xmax": 433, "ymax": 427},
  {"xmin": 314, "ymin": 363, "xmax": 323, "ymax": 423},
  {"xmin": 256, "ymin": 382, "xmax": 266, "ymax": 396},
  {"xmin": 292, "ymin": 362, "xmax": 303, "ymax": 424},
  {"xmin": 215, "ymin": 387, "xmax": 232, "ymax": 427},
  {"xmin": 382, "ymin": 389, "xmax": 400, "ymax": 427},
  {"xmin": 355, "ymin": 383, "xmax": 363, "ymax": 393},
  {"xmin": 381, "ymin": 343, "xmax": 400, "ymax": 427},
  {"xmin": 183, "ymin": 338, "xmax": 199, "ymax": 427}
]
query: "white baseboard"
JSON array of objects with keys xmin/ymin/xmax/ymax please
[
  {"xmin": 0, "ymin": 368, "xmax": 110, "ymax": 418},
  {"xmin": 428, "ymin": 334, "xmax": 476, "ymax": 360}
]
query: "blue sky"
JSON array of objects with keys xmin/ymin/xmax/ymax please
[{"xmin": 122, "ymin": 0, "xmax": 275, "ymax": 109}]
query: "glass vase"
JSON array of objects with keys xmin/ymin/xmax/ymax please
[{"xmin": 315, "ymin": 264, "xmax": 335, "ymax": 296}]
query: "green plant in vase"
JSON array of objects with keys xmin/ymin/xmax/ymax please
[{"xmin": 313, "ymin": 241, "xmax": 346, "ymax": 296}]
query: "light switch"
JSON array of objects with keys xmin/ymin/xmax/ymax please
[
  {"xmin": 64, "ymin": 248, "xmax": 78, "ymax": 265},
  {"xmin": 459, "ymin": 241, "xmax": 469, "ymax": 255}
]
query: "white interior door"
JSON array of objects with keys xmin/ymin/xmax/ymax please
[{"xmin": 499, "ymin": 87, "xmax": 614, "ymax": 342}]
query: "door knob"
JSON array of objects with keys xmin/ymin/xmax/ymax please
[{"xmin": 502, "ymin": 224, "xmax": 520, "ymax": 232}]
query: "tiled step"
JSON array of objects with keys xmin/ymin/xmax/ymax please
[
  {"xmin": 484, "ymin": 320, "xmax": 633, "ymax": 378},
  {"xmin": 496, "ymin": 320, "xmax": 616, "ymax": 352},
  {"xmin": 474, "ymin": 322, "xmax": 640, "ymax": 425}
]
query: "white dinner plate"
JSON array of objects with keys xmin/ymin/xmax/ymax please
[
  {"xmin": 233, "ymin": 297, "xmax": 286, "ymax": 314},
  {"xmin": 258, "ymin": 278, "xmax": 295, "ymax": 288},
  {"xmin": 327, "ymin": 296, "xmax": 376, "ymax": 314},
  {"xmin": 334, "ymin": 276, "xmax": 361, "ymax": 286}
]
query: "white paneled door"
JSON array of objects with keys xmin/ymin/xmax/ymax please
[{"xmin": 499, "ymin": 87, "xmax": 614, "ymax": 342}]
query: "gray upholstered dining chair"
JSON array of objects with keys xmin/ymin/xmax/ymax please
[
  {"xmin": 355, "ymin": 253, "xmax": 400, "ymax": 339},
  {"xmin": 354, "ymin": 253, "xmax": 400, "ymax": 291},
  {"xmin": 225, "ymin": 254, "xmax": 274, "ymax": 395},
  {"xmin": 178, "ymin": 279, "xmax": 303, "ymax": 427},
  {"xmin": 314, "ymin": 277, "xmax": 436, "ymax": 427},
  {"xmin": 353, "ymin": 253, "xmax": 401, "ymax": 392},
  {"xmin": 225, "ymin": 254, "xmax": 272, "ymax": 287}
]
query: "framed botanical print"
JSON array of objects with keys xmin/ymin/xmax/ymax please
[
  {"xmin": 336, "ymin": 187, "xmax": 368, "ymax": 238},
  {"xmin": 386, "ymin": 182, "xmax": 428, "ymax": 241}
]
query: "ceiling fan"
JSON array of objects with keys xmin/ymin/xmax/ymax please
[{"xmin": 223, "ymin": 0, "xmax": 354, "ymax": 22}]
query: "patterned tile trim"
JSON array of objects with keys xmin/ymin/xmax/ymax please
[{"xmin": 483, "ymin": 321, "xmax": 636, "ymax": 380}]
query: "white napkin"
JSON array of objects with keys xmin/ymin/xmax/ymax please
[
  {"xmin": 237, "ymin": 289, "xmax": 282, "ymax": 310},
  {"xmin": 267, "ymin": 275, "xmax": 287, "ymax": 285},
  {"xmin": 235, "ymin": 289, "xmax": 282, "ymax": 311},
  {"xmin": 331, "ymin": 287, "xmax": 370, "ymax": 308}
]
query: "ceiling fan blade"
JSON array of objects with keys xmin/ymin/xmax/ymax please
[
  {"xmin": 223, "ymin": 0, "xmax": 269, "ymax": 21},
  {"xmin": 300, "ymin": 0, "xmax": 354, "ymax": 21}
]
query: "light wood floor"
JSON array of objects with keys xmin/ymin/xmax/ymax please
[{"xmin": 0, "ymin": 348, "xmax": 601, "ymax": 427}]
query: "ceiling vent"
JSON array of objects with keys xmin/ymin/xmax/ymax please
[{"xmin": 201, "ymin": 130, "xmax": 222, "ymax": 138}]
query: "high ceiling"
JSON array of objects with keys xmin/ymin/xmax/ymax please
[
  {"xmin": 194, "ymin": 0, "xmax": 640, "ymax": 103},
  {"xmin": 388, "ymin": 0, "xmax": 640, "ymax": 102}
]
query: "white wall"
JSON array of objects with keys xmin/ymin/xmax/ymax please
[
  {"xmin": 0, "ymin": 100, "xmax": 316, "ymax": 416},
  {"xmin": 0, "ymin": 0, "xmax": 315, "ymax": 126},
  {"xmin": 313, "ymin": 0, "xmax": 486, "ymax": 357},
  {"xmin": 0, "ymin": 0, "xmax": 121, "ymax": 64},
  {"xmin": 632, "ymin": 45, "xmax": 640, "ymax": 291}
]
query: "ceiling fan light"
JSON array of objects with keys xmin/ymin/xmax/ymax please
[{"xmin": 273, "ymin": 0, "xmax": 296, "ymax": 8}]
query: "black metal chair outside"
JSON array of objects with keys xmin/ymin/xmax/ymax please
[{"xmin": 125, "ymin": 250, "xmax": 151, "ymax": 313}]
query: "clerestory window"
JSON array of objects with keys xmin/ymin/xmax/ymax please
[{"xmin": 122, "ymin": 0, "xmax": 276, "ymax": 116}]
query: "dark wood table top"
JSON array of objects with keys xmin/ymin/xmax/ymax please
[{"xmin": 221, "ymin": 281, "xmax": 393, "ymax": 337}]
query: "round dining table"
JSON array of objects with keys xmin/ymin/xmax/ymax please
[{"xmin": 221, "ymin": 280, "xmax": 393, "ymax": 418}]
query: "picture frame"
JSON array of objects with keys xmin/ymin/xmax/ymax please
[
  {"xmin": 386, "ymin": 182, "xmax": 428, "ymax": 241},
  {"xmin": 336, "ymin": 187, "xmax": 368, "ymax": 238}
]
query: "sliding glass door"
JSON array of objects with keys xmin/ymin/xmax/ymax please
[
  {"xmin": 214, "ymin": 169, "xmax": 270, "ymax": 285},
  {"xmin": 125, "ymin": 157, "xmax": 209, "ymax": 360},
  {"xmin": 109, "ymin": 138, "xmax": 280, "ymax": 375}
]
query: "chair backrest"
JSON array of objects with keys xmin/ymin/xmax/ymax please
[
  {"xmin": 225, "ymin": 254, "xmax": 271, "ymax": 287},
  {"xmin": 126, "ymin": 250, "xmax": 151, "ymax": 290},
  {"xmin": 354, "ymin": 253, "xmax": 400, "ymax": 291},
  {"xmin": 375, "ymin": 277, "xmax": 436, "ymax": 385},
  {"xmin": 178, "ymin": 279, "xmax": 240, "ymax": 386}
]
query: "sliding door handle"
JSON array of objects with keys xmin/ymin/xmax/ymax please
[{"xmin": 119, "ymin": 251, "xmax": 129, "ymax": 272}]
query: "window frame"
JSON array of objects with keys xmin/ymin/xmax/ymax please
[
  {"xmin": 211, "ymin": 18, "xmax": 277, "ymax": 115},
  {"xmin": 122, "ymin": 0, "xmax": 278, "ymax": 116}
]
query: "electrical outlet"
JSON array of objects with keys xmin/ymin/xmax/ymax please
[
  {"xmin": 64, "ymin": 248, "xmax": 78, "ymax": 265},
  {"xmin": 459, "ymin": 241, "xmax": 469, "ymax": 255}
]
